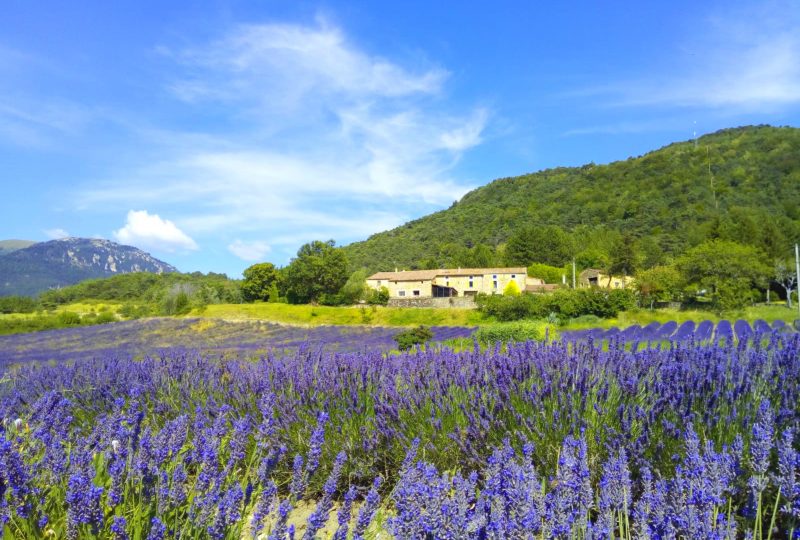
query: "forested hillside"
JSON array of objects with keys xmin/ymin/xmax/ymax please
[{"xmin": 343, "ymin": 125, "xmax": 800, "ymax": 272}]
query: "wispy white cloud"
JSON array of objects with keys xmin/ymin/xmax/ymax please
[
  {"xmin": 44, "ymin": 228, "xmax": 70, "ymax": 239},
  {"xmin": 227, "ymin": 239, "xmax": 271, "ymax": 261},
  {"xmin": 168, "ymin": 18, "xmax": 448, "ymax": 109},
  {"xmin": 83, "ymin": 18, "xmax": 488, "ymax": 259},
  {"xmin": 113, "ymin": 210, "xmax": 198, "ymax": 253},
  {"xmin": 0, "ymin": 45, "xmax": 95, "ymax": 148},
  {"xmin": 580, "ymin": 2, "xmax": 800, "ymax": 112}
]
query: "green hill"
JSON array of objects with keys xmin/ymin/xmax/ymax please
[{"xmin": 342, "ymin": 125, "xmax": 800, "ymax": 272}]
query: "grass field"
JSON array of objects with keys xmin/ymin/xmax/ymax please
[
  {"xmin": 0, "ymin": 301, "xmax": 124, "ymax": 320},
  {"xmin": 2, "ymin": 300, "xmax": 797, "ymax": 336},
  {"xmin": 190, "ymin": 302, "xmax": 486, "ymax": 326},
  {"xmin": 189, "ymin": 301, "xmax": 799, "ymax": 329}
]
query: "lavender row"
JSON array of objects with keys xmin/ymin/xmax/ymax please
[{"xmin": 560, "ymin": 318, "xmax": 795, "ymax": 344}]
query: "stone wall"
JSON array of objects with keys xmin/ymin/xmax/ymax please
[{"xmin": 387, "ymin": 296, "xmax": 477, "ymax": 309}]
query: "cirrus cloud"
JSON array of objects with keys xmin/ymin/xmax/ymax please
[
  {"xmin": 82, "ymin": 17, "xmax": 488, "ymax": 264},
  {"xmin": 227, "ymin": 239, "xmax": 271, "ymax": 262},
  {"xmin": 44, "ymin": 227, "xmax": 70, "ymax": 239}
]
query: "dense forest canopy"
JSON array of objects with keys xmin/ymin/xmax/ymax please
[{"xmin": 342, "ymin": 125, "xmax": 800, "ymax": 273}]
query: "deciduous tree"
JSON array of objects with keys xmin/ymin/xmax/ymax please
[
  {"xmin": 284, "ymin": 240, "xmax": 349, "ymax": 304},
  {"xmin": 241, "ymin": 262, "xmax": 279, "ymax": 302},
  {"xmin": 505, "ymin": 225, "xmax": 575, "ymax": 267},
  {"xmin": 774, "ymin": 259, "xmax": 797, "ymax": 308},
  {"xmin": 636, "ymin": 265, "xmax": 683, "ymax": 307},
  {"xmin": 676, "ymin": 240, "xmax": 770, "ymax": 309}
]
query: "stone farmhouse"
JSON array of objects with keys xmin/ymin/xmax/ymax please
[
  {"xmin": 578, "ymin": 268, "xmax": 635, "ymax": 289},
  {"xmin": 366, "ymin": 267, "xmax": 538, "ymax": 299}
]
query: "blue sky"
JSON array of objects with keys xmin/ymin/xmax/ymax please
[{"xmin": 2, "ymin": 1, "xmax": 799, "ymax": 276}]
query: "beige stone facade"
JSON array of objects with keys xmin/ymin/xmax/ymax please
[{"xmin": 367, "ymin": 267, "xmax": 530, "ymax": 299}]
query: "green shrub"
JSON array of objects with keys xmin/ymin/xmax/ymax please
[
  {"xmin": 57, "ymin": 311, "xmax": 82, "ymax": 326},
  {"xmin": 394, "ymin": 325, "xmax": 434, "ymax": 351},
  {"xmin": 474, "ymin": 320, "xmax": 550, "ymax": 344},
  {"xmin": 569, "ymin": 314, "xmax": 603, "ymax": 326},
  {"xmin": 95, "ymin": 311, "xmax": 117, "ymax": 324},
  {"xmin": 476, "ymin": 293, "xmax": 541, "ymax": 321},
  {"xmin": 319, "ymin": 293, "xmax": 347, "ymax": 306},
  {"xmin": 503, "ymin": 280, "xmax": 521, "ymax": 296},
  {"xmin": 0, "ymin": 296, "xmax": 38, "ymax": 314},
  {"xmin": 367, "ymin": 287, "xmax": 390, "ymax": 306},
  {"xmin": 527, "ymin": 263, "xmax": 567, "ymax": 284},
  {"xmin": 477, "ymin": 288, "xmax": 637, "ymax": 321}
]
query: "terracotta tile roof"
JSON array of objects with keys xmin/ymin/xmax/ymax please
[
  {"xmin": 367, "ymin": 269, "xmax": 440, "ymax": 281},
  {"xmin": 368, "ymin": 267, "xmax": 527, "ymax": 282}
]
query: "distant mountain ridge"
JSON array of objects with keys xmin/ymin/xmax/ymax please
[
  {"xmin": 0, "ymin": 239, "xmax": 36, "ymax": 256},
  {"xmin": 0, "ymin": 238, "xmax": 177, "ymax": 296},
  {"xmin": 342, "ymin": 125, "xmax": 800, "ymax": 272}
]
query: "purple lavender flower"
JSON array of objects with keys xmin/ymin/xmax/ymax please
[
  {"xmin": 267, "ymin": 499, "xmax": 292, "ymax": 540},
  {"xmin": 303, "ymin": 451, "xmax": 346, "ymax": 540},
  {"xmin": 225, "ymin": 415, "xmax": 251, "ymax": 472},
  {"xmin": 778, "ymin": 428, "xmax": 799, "ymax": 521},
  {"xmin": 0, "ymin": 434, "xmax": 30, "ymax": 516},
  {"xmin": 306, "ymin": 411, "xmax": 329, "ymax": 476},
  {"xmin": 65, "ymin": 465, "xmax": 104, "ymax": 538},
  {"xmin": 750, "ymin": 400, "xmax": 774, "ymax": 496},
  {"xmin": 145, "ymin": 517, "xmax": 167, "ymax": 540},
  {"xmin": 352, "ymin": 476, "xmax": 383, "ymax": 540},
  {"xmin": 598, "ymin": 448, "xmax": 632, "ymax": 536},
  {"xmin": 250, "ymin": 481, "xmax": 278, "ymax": 539},
  {"xmin": 544, "ymin": 435, "xmax": 592, "ymax": 537},
  {"xmin": 110, "ymin": 515, "xmax": 129, "ymax": 540},
  {"xmin": 289, "ymin": 454, "xmax": 306, "ymax": 501},
  {"xmin": 257, "ymin": 392, "xmax": 278, "ymax": 448},
  {"xmin": 478, "ymin": 439, "xmax": 542, "ymax": 536},
  {"xmin": 169, "ymin": 462, "xmax": 188, "ymax": 507},
  {"xmin": 333, "ymin": 486, "xmax": 357, "ymax": 540}
]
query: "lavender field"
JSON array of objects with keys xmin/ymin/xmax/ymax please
[
  {"xmin": 0, "ymin": 318, "xmax": 476, "ymax": 367},
  {"xmin": 1, "ymin": 324, "xmax": 799, "ymax": 538}
]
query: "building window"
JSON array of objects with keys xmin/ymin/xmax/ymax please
[
  {"xmin": 399, "ymin": 290, "xmax": 406, "ymax": 297},
  {"xmin": 469, "ymin": 280, "xmax": 474, "ymax": 288},
  {"xmin": 413, "ymin": 290, "xmax": 420, "ymax": 296},
  {"xmin": 511, "ymin": 274, "xmax": 516, "ymax": 278},
  {"xmin": 377, "ymin": 280, "xmax": 381, "ymax": 286},
  {"xmin": 493, "ymin": 274, "xmax": 497, "ymax": 279},
  {"xmin": 493, "ymin": 280, "xmax": 498, "ymax": 289}
]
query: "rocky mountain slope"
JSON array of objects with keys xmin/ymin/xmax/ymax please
[{"xmin": 0, "ymin": 238, "xmax": 177, "ymax": 296}]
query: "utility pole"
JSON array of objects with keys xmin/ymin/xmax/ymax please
[{"xmin": 795, "ymin": 244, "xmax": 800, "ymax": 316}]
